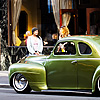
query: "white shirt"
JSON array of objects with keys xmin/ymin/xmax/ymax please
[{"xmin": 27, "ymin": 35, "xmax": 43, "ymax": 55}]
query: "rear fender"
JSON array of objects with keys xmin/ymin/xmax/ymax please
[{"xmin": 92, "ymin": 65, "xmax": 100, "ymax": 93}]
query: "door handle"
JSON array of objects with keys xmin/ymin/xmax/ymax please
[{"xmin": 71, "ymin": 60, "xmax": 77, "ymax": 64}]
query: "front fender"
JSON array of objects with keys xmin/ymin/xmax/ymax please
[
  {"xmin": 9, "ymin": 63, "xmax": 48, "ymax": 91},
  {"xmin": 92, "ymin": 65, "xmax": 100, "ymax": 93}
]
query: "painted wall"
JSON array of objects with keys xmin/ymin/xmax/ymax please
[{"xmin": 19, "ymin": 0, "xmax": 41, "ymax": 35}]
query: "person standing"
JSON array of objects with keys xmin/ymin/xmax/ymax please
[
  {"xmin": 24, "ymin": 31, "xmax": 32, "ymax": 46},
  {"xmin": 59, "ymin": 26, "xmax": 70, "ymax": 39},
  {"xmin": 58, "ymin": 26, "xmax": 71, "ymax": 52},
  {"xmin": 27, "ymin": 27, "xmax": 43, "ymax": 55}
]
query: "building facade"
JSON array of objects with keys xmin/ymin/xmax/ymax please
[{"xmin": 0, "ymin": 0, "xmax": 100, "ymax": 70}]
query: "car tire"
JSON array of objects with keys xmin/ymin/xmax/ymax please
[
  {"xmin": 93, "ymin": 77, "xmax": 100, "ymax": 96},
  {"xmin": 97, "ymin": 77, "xmax": 100, "ymax": 91},
  {"xmin": 13, "ymin": 73, "xmax": 31, "ymax": 93}
]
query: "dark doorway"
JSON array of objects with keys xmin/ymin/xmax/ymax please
[
  {"xmin": 60, "ymin": 9, "xmax": 78, "ymax": 35},
  {"xmin": 78, "ymin": 9, "xmax": 86, "ymax": 35},
  {"xmin": 40, "ymin": 0, "xmax": 57, "ymax": 42},
  {"xmin": 68, "ymin": 13, "xmax": 75, "ymax": 35},
  {"xmin": 86, "ymin": 8, "xmax": 100, "ymax": 34},
  {"xmin": 19, "ymin": 11, "xmax": 28, "ymax": 39}
]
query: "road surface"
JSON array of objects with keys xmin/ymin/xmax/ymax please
[{"xmin": 0, "ymin": 88, "xmax": 100, "ymax": 100}]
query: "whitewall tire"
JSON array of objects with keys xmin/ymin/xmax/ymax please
[{"xmin": 13, "ymin": 73, "xmax": 31, "ymax": 93}]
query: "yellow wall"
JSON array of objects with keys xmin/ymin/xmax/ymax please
[{"xmin": 19, "ymin": 0, "xmax": 41, "ymax": 35}]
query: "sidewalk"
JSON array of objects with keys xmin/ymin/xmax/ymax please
[{"xmin": 0, "ymin": 71, "xmax": 11, "ymax": 88}]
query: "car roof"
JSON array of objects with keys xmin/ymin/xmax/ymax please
[{"xmin": 58, "ymin": 35, "xmax": 100, "ymax": 45}]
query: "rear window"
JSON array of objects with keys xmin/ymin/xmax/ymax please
[{"xmin": 78, "ymin": 42, "xmax": 92, "ymax": 54}]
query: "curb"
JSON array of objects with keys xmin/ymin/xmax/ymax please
[{"xmin": 0, "ymin": 84, "xmax": 11, "ymax": 88}]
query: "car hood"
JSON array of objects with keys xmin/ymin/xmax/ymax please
[{"xmin": 25, "ymin": 55, "xmax": 49, "ymax": 65}]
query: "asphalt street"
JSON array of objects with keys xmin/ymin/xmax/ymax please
[
  {"xmin": 0, "ymin": 71, "xmax": 100, "ymax": 100},
  {"xmin": 0, "ymin": 88, "xmax": 100, "ymax": 100},
  {"xmin": 0, "ymin": 71, "xmax": 9, "ymax": 84},
  {"xmin": 0, "ymin": 71, "xmax": 10, "ymax": 88}
]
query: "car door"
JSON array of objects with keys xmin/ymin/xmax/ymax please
[
  {"xmin": 77, "ymin": 42, "xmax": 97, "ymax": 89},
  {"xmin": 46, "ymin": 41, "xmax": 78, "ymax": 89}
]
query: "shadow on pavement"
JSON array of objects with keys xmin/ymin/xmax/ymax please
[{"xmin": 30, "ymin": 91, "xmax": 95, "ymax": 97}]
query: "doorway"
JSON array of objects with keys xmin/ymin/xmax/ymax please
[
  {"xmin": 86, "ymin": 8, "xmax": 100, "ymax": 35},
  {"xmin": 19, "ymin": 11, "xmax": 28, "ymax": 39},
  {"xmin": 60, "ymin": 9, "xmax": 78, "ymax": 35}
]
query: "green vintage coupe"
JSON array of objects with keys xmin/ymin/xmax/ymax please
[{"xmin": 9, "ymin": 35, "xmax": 100, "ymax": 94}]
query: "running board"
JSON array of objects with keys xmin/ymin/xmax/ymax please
[{"xmin": 41, "ymin": 89, "xmax": 92, "ymax": 94}]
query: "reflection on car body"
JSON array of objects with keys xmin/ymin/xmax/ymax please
[{"xmin": 8, "ymin": 35, "xmax": 100, "ymax": 95}]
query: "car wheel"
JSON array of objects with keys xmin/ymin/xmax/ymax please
[
  {"xmin": 93, "ymin": 77, "xmax": 100, "ymax": 96},
  {"xmin": 13, "ymin": 73, "xmax": 31, "ymax": 93},
  {"xmin": 97, "ymin": 77, "xmax": 100, "ymax": 91}
]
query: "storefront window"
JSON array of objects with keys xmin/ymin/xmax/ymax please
[{"xmin": 90, "ymin": 11, "xmax": 100, "ymax": 35}]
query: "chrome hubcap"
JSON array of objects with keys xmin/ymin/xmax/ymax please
[{"xmin": 13, "ymin": 74, "xmax": 28, "ymax": 91}]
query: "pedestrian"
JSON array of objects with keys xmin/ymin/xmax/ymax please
[
  {"xmin": 57, "ymin": 26, "xmax": 71, "ymax": 52},
  {"xmin": 27, "ymin": 27, "xmax": 43, "ymax": 55},
  {"xmin": 24, "ymin": 31, "xmax": 31, "ymax": 46},
  {"xmin": 59, "ymin": 26, "xmax": 70, "ymax": 40}
]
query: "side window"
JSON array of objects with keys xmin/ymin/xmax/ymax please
[
  {"xmin": 78, "ymin": 42, "xmax": 92, "ymax": 54},
  {"xmin": 54, "ymin": 42, "xmax": 76, "ymax": 55}
]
